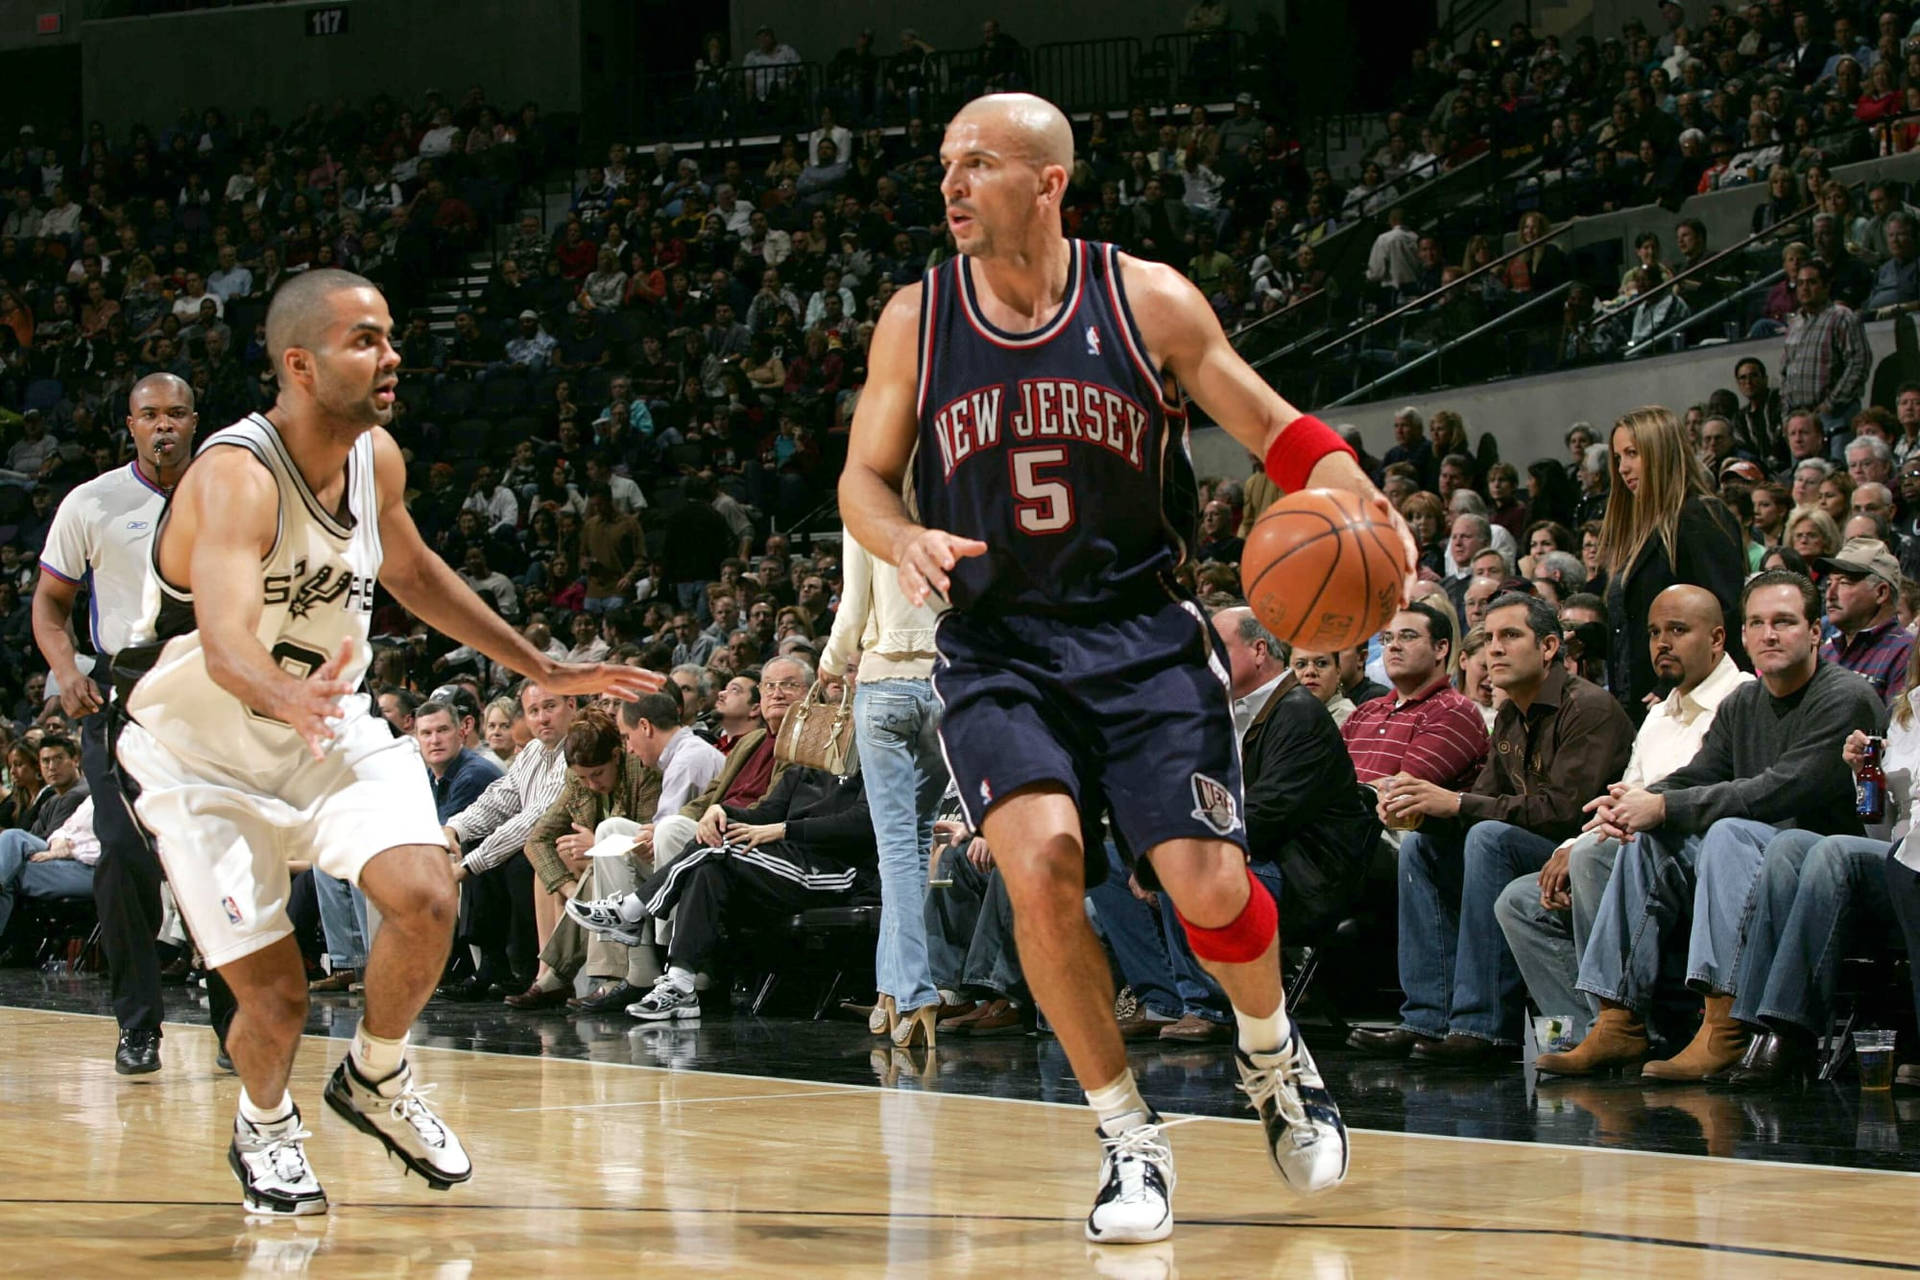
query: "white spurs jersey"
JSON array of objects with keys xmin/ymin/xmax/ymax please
[{"xmin": 116, "ymin": 413, "xmax": 383, "ymax": 774}]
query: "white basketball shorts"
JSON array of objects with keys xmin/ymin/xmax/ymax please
[{"xmin": 117, "ymin": 710, "xmax": 446, "ymax": 969}]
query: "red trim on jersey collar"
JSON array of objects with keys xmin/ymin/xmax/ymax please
[{"xmin": 956, "ymin": 240, "xmax": 1085, "ymax": 349}]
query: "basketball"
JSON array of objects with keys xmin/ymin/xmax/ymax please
[{"xmin": 1241, "ymin": 488, "xmax": 1408, "ymax": 652}]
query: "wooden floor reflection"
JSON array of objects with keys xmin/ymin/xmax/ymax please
[{"xmin": 1, "ymin": 1007, "xmax": 1915, "ymax": 1278}]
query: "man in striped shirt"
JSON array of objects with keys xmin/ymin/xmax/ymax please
[
  {"xmin": 1780, "ymin": 259, "xmax": 1871, "ymax": 443},
  {"xmin": 1340, "ymin": 602, "xmax": 1490, "ymax": 791},
  {"xmin": 440, "ymin": 680, "xmax": 578, "ymax": 1000}
]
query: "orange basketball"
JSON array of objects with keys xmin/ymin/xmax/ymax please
[{"xmin": 1240, "ymin": 488, "xmax": 1408, "ymax": 652}]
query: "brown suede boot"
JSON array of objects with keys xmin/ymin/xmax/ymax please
[
  {"xmin": 1534, "ymin": 1003, "xmax": 1649, "ymax": 1076},
  {"xmin": 1641, "ymin": 995, "xmax": 1751, "ymax": 1082}
]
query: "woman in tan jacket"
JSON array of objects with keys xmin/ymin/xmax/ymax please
[{"xmin": 822, "ymin": 527, "xmax": 948, "ymax": 1047}]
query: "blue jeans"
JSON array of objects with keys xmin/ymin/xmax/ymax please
[
  {"xmin": 1086, "ymin": 841, "xmax": 1261, "ymax": 1022},
  {"xmin": 1397, "ymin": 820, "xmax": 1558, "ymax": 1043},
  {"xmin": 1577, "ymin": 817, "xmax": 1778, "ymax": 1011},
  {"xmin": 1492, "ymin": 830, "xmax": 1620, "ymax": 1039},
  {"xmin": 1730, "ymin": 830, "xmax": 1897, "ymax": 1034},
  {"xmin": 856, "ymin": 679, "xmax": 949, "ymax": 1013},
  {"xmin": 314, "ymin": 869, "xmax": 372, "ymax": 970},
  {"xmin": 924, "ymin": 843, "xmax": 1022, "ymax": 997},
  {"xmin": 0, "ymin": 828, "xmax": 95, "ymax": 936},
  {"xmin": 583, "ymin": 595, "xmax": 626, "ymax": 615}
]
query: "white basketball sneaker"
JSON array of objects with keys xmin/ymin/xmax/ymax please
[
  {"xmin": 565, "ymin": 893, "xmax": 647, "ymax": 946},
  {"xmin": 229, "ymin": 1107, "xmax": 327, "ymax": 1217},
  {"xmin": 1236, "ymin": 1022, "xmax": 1349, "ymax": 1194},
  {"xmin": 324, "ymin": 1057, "xmax": 472, "ymax": 1190},
  {"xmin": 626, "ymin": 975, "xmax": 701, "ymax": 1021},
  {"xmin": 1084, "ymin": 1119, "xmax": 1176, "ymax": 1244}
]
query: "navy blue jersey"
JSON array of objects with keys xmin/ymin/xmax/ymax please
[{"xmin": 912, "ymin": 239, "xmax": 1196, "ymax": 616}]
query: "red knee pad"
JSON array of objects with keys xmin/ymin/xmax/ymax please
[{"xmin": 1176, "ymin": 867, "xmax": 1278, "ymax": 964}]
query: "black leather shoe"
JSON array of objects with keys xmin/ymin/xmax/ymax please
[
  {"xmin": 436, "ymin": 978, "xmax": 497, "ymax": 1004},
  {"xmin": 1346, "ymin": 1026, "xmax": 1438, "ymax": 1059},
  {"xmin": 1709, "ymin": 1030, "xmax": 1813, "ymax": 1090},
  {"xmin": 1409, "ymin": 1033, "xmax": 1510, "ymax": 1066},
  {"xmin": 215, "ymin": 1041, "xmax": 234, "ymax": 1073},
  {"xmin": 115, "ymin": 1028, "xmax": 161, "ymax": 1075},
  {"xmin": 570, "ymin": 981, "xmax": 642, "ymax": 1013}
]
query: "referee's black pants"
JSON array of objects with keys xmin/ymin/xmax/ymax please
[{"xmin": 82, "ymin": 709, "xmax": 165, "ymax": 1035}]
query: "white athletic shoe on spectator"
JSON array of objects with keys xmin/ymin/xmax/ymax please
[
  {"xmin": 229, "ymin": 1108, "xmax": 328, "ymax": 1216},
  {"xmin": 626, "ymin": 976, "xmax": 701, "ymax": 1021},
  {"xmin": 565, "ymin": 892, "xmax": 646, "ymax": 945},
  {"xmin": 324, "ymin": 1058, "xmax": 472, "ymax": 1190},
  {"xmin": 1084, "ymin": 1119, "xmax": 1175, "ymax": 1244},
  {"xmin": 1236, "ymin": 1023, "xmax": 1348, "ymax": 1194}
]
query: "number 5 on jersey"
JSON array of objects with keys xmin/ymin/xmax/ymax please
[{"xmin": 1010, "ymin": 446, "xmax": 1076, "ymax": 535}]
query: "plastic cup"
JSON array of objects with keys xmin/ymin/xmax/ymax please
[
  {"xmin": 1854, "ymin": 1029, "xmax": 1898, "ymax": 1090},
  {"xmin": 1532, "ymin": 1014, "xmax": 1574, "ymax": 1054}
]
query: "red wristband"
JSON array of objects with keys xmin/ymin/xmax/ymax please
[{"xmin": 1266, "ymin": 413, "xmax": 1358, "ymax": 493}]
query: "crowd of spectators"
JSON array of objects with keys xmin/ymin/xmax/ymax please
[{"xmin": 8, "ymin": 14, "xmax": 1920, "ymax": 1095}]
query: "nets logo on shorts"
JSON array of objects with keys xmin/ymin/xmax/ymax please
[
  {"xmin": 1190, "ymin": 773, "xmax": 1241, "ymax": 836},
  {"xmin": 222, "ymin": 896, "xmax": 244, "ymax": 926}
]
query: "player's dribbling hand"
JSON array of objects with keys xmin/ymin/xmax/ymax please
[
  {"xmin": 59, "ymin": 672, "xmax": 103, "ymax": 718},
  {"xmin": 281, "ymin": 637, "xmax": 356, "ymax": 762},
  {"xmin": 539, "ymin": 661, "xmax": 666, "ymax": 701},
  {"xmin": 892, "ymin": 528, "xmax": 988, "ymax": 607}
]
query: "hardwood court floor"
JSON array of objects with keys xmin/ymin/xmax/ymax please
[{"xmin": 1, "ymin": 1007, "xmax": 1917, "ymax": 1277}]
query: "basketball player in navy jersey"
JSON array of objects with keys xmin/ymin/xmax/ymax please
[{"xmin": 842, "ymin": 94, "xmax": 1414, "ymax": 1244}]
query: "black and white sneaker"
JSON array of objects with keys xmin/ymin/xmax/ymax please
[
  {"xmin": 323, "ymin": 1057, "xmax": 472, "ymax": 1191},
  {"xmin": 229, "ymin": 1107, "xmax": 327, "ymax": 1216},
  {"xmin": 1236, "ymin": 1023, "xmax": 1349, "ymax": 1194},
  {"xmin": 626, "ymin": 977, "xmax": 700, "ymax": 1021},
  {"xmin": 565, "ymin": 893, "xmax": 647, "ymax": 946},
  {"xmin": 1084, "ymin": 1119, "xmax": 1175, "ymax": 1244}
]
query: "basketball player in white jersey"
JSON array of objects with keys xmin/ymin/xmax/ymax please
[
  {"xmin": 841, "ymin": 95, "xmax": 1414, "ymax": 1243},
  {"xmin": 112, "ymin": 269, "xmax": 660, "ymax": 1217},
  {"xmin": 32, "ymin": 373, "xmax": 195, "ymax": 1076}
]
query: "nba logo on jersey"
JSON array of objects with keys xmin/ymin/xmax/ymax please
[
  {"xmin": 222, "ymin": 896, "xmax": 244, "ymax": 926},
  {"xmin": 980, "ymin": 779, "xmax": 993, "ymax": 808},
  {"xmin": 1084, "ymin": 324, "xmax": 1101, "ymax": 355},
  {"xmin": 1189, "ymin": 774, "xmax": 1241, "ymax": 836}
]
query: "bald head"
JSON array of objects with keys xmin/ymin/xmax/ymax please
[
  {"xmin": 130, "ymin": 371, "xmax": 193, "ymax": 409},
  {"xmin": 951, "ymin": 93, "xmax": 1075, "ymax": 170},
  {"xmin": 264, "ymin": 267, "xmax": 379, "ymax": 381},
  {"xmin": 126, "ymin": 371, "xmax": 197, "ymax": 479},
  {"xmin": 1648, "ymin": 583, "xmax": 1728, "ymax": 694}
]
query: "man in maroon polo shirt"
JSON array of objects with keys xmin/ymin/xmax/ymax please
[{"xmin": 1342, "ymin": 602, "xmax": 1490, "ymax": 791}]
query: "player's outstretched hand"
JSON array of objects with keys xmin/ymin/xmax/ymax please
[
  {"xmin": 893, "ymin": 528, "xmax": 988, "ymax": 607},
  {"xmin": 539, "ymin": 661, "xmax": 666, "ymax": 700},
  {"xmin": 283, "ymin": 637, "xmax": 356, "ymax": 762}
]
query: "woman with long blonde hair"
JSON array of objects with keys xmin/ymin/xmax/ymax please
[{"xmin": 1599, "ymin": 406, "xmax": 1748, "ymax": 716}]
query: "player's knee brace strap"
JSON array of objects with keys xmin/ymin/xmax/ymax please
[{"xmin": 1176, "ymin": 868, "xmax": 1277, "ymax": 964}]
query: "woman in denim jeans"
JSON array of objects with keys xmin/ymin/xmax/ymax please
[{"xmin": 821, "ymin": 527, "xmax": 948, "ymax": 1046}]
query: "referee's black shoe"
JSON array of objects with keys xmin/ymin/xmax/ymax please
[{"xmin": 115, "ymin": 1027, "xmax": 161, "ymax": 1075}]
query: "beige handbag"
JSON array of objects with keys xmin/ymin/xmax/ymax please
[{"xmin": 773, "ymin": 679, "xmax": 856, "ymax": 774}]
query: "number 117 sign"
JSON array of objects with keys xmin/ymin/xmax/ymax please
[{"xmin": 306, "ymin": 6, "xmax": 348, "ymax": 36}]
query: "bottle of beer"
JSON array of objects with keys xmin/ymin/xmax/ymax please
[{"xmin": 1858, "ymin": 737, "xmax": 1888, "ymax": 822}]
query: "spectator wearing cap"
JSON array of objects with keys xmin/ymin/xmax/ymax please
[
  {"xmin": 1218, "ymin": 93, "xmax": 1264, "ymax": 154},
  {"xmin": 505, "ymin": 309, "xmax": 557, "ymax": 371},
  {"xmin": 742, "ymin": 25, "xmax": 802, "ymax": 102},
  {"xmin": 1816, "ymin": 537, "xmax": 1913, "ymax": 704}
]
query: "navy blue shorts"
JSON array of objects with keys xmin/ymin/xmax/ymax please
[{"xmin": 931, "ymin": 593, "xmax": 1248, "ymax": 888}]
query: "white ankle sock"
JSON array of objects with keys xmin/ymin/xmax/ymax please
[
  {"xmin": 616, "ymin": 893, "xmax": 647, "ymax": 923},
  {"xmin": 1235, "ymin": 994, "xmax": 1292, "ymax": 1057},
  {"xmin": 1086, "ymin": 1068, "xmax": 1151, "ymax": 1138},
  {"xmin": 664, "ymin": 965, "xmax": 697, "ymax": 994},
  {"xmin": 238, "ymin": 1086, "xmax": 293, "ymax": 1127},
  {"xmin": 350, "ymin": 1025, "xmax": 408, "ymax": 1084}
]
